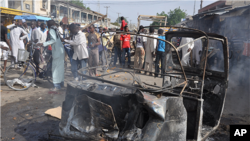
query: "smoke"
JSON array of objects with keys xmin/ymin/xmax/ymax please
[{"xmin": 217, "ymin": 9, "xmax": 250, "ymax": 117}]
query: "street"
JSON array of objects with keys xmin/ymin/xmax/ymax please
[{"xmin": 1, "ymin": 56, "xmax": 249, "ymax": 141}]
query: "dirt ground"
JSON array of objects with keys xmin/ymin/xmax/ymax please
[{"xmin": 1, "ymin": 58, "xmax": 249, "ymax": 141}]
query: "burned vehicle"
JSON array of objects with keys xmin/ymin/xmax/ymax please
[{"xmin": 58, "ymin": 27, "xmax": 229, "ymax": 141}]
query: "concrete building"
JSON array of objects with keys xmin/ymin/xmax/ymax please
[
  {"xmin": 5, "ymin": 0, "xmax": 50, "ymax": 16},
  {"xmin": 50, "ymin": 0, "xmax": 110, "ymax": 27},
  {"xmin": 198, "ymin": 0, "xmax": 250, "ymax": 14}
]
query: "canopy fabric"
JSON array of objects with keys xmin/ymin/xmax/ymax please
[{"xmin": 14, "ymin": 15, "xmax": 51, "ymax": 21}]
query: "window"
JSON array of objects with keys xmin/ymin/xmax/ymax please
[
  {"xmin": 42, "ymin": 0, "xmax": 48, "ymax": 9},
  {"xmin": 8, "ymin": 1, "xmax": 15, "ymax": 9},
  {"xmin": 26, "ymin": 4, "xmax": 30, "ymax": 10}
]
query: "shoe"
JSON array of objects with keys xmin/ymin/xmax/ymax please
[
  {"xmin": 128, "ymin": 65, "xmax": 131, "ymax": 68},
  {"xmin": 149, "ymin": 72, "xmax": 153, "ymax": 76},
  {"xmin": 144, "ymin": 71, "xmax": 147, "ymax": 75}
]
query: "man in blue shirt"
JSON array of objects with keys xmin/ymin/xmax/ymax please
[{"xmin": 155, "ymin": 29, "xmax": 166, "ymax": 77}]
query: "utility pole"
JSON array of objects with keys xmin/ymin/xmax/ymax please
[
  {"xmin": 104, "ymin": 6, "xmax": 110, "ymax": 28},
  {"xmin": 130, "ymin": 20, "xmax": 132, "ymax": 29},
  {"xmin": 117, "ymin": 12, "xmax": 120, "ymax": 23},
  {"xmin": 193, "ymin": 0, "xmax": 196, "ymax": 15},
  {"xmin": 97, "ymin": 0, "xmax": 100, "ymax": 13},
  {"xmin": 67, "ymin": 0, "xmax": 69, "ymax": 24},
  {"xmin": 200, "ymin": 0, "xmax": 203, "ymax": 9}
]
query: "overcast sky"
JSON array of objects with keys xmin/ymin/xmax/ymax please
[{"xmin": 83, "ymin": 0, "xmax": 217, "ymax": 26}]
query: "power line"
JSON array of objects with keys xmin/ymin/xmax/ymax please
[{"xmin": 81, "ymin": 1, "xmax": 170, "ymax": 5}]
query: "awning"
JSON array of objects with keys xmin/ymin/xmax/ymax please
[
  {"xmin": 14, "ymin": 15, "xmax": 51, "ymax": 21},
  {"xmin": 0, "ymin": 7, "xmax": 39, "ymax": 16}
]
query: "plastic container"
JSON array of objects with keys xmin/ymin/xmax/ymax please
[{"xmin": 17, "ymin": 49, "xmax": 29, "ymax": 62}]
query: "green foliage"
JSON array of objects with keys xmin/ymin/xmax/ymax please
[
  {"xmin": 68, "ymin": 0, "xmax": 91, "ymax": 10},
  {"xmin": 115, "ymin": 17, "xmax": 129, "ymax": 24},
  {"xmin": 111, "ymin": 22, "xmax": 120, "ymax": 26},
  {"xmin": 151, "ymin": 7, "xmax": 187, "ymax": 27}
]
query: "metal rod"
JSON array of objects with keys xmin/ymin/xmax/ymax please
[{"xmin": 177, "ymin": 36, "xmax": 206, "ymax": 51}]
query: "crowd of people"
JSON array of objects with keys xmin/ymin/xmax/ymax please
[{"xmin": 0, "ymin": 16, "xmax": 203, "ymax": 91}]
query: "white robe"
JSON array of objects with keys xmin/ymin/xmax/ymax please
[
  {"xmin": 43, "ymin": 28, "xmax": 65, "ymax": 84},
  {"xmin": 145, "ymin": 34, "xmax": 157, "ymax": 63},
  {"xmin": 192, "ymin": 39, "xmax": 202, "ymax": 65},
  {"xmin": 180, "ymin": 38, "xmax": 194, "ymax": 66},
  {"xmin": 8, "ymin": 24, "xmax": 28, "ymax": 62}
]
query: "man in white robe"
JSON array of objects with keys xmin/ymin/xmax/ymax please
[
  {"xmin": 37, "ymin": 20, "xmax": 65, "ymax": 91},
  {"xmin": 8, "ymin": 20, "xmax": 28, "ymax": 66},
  {"xmin": 179, "ymin": 37, "xmax": 194, "ymax": 66},
  {"xmin": 145, "ymin": 27, "xmax": 157, "ymax": 75},
  {"xmin": 192, "ymin": 39, "xmax": 202, "ymax": 66}
]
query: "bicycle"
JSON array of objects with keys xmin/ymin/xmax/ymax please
[{"xmin": 4, "ymin": 42, "xmax": 55, "ymax": 90}]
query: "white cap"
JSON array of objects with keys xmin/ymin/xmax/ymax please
[{"xmin": 22, "ymin": 19, "xmax": 26, "ymax": 23}]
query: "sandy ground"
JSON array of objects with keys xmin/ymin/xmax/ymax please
[{"xmin": 1, "ymin": 57, "xmax": 249, "ymax": 141}]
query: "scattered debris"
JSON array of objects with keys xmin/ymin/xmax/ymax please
[
  {"xmin": 45, "ymin": 106, "xmax": 62, "ymax": 119},
  {"xmin": 13, "ymin": 117, "xmax": 16, "ymax": 120},
  {"xmin": 109, "ymin": 76, "xmax": 112, "ymax": 78},
  {"xmin": 114, "ymin": 75, "xmax": 121, "ymax": 78},
  {"xmin": 11, "ymin": 137, "xmax": 15, "ymax": 140},
  {"xmin": 38, "ymin": 97, "xmax": 42, "ymax": 100}
]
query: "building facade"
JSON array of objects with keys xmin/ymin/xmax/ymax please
[
  {"xmin": 198, "ymin": 0, "xmax": 250, "ymax": 14},
  {"xmin": 50, "ymin": 0, "xmax": 110, "ymax": 27}
]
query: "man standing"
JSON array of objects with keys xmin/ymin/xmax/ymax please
[
  {"xmin": 0, "ymin": 20, "xmax": 12, "ymax": 72},
  {"xmin": 37, "ymin": 21, "xmax": 41, "ymax": 30},
  {"xmin": 86, "ymin": 25, "xmax": 101, "ymax": 76},
  {"xmin": 37, "ymin": 20, "xmax": 65, "ymax": 91},
  {"xmin": 40, "ymin": 23, "xmax": 48, "ymax": 64},
  {"xmin": 22, "ymin": 19, "xmax": 30, "ymax": 45},
  {"xmin": 30, "ymin": 21, "xmax": 42, "ymax": 75},
  {"xmin": 113, "ymin": 29, "xmax": 121, "ymax": 66},
  {"xmin": 120, "ymin": 26, "xmax": 131, "ymax": 68},
  {"xmin": 192, "ymin": 39, "xmax": 202, "ymax": 66},
  {"xmin": 58, "ymin": 21, "xmax": 64, "ymax": 38},
  {"xmin": 134, "ymin": 25, "xmax": 147, "ymax": 72},
  {"xmin": 145, "ymin": 26, "xmax": 157, "ymax": 75},
  {"xmin": 155, "ymin": 29, "xmax": 166, "ymax": 77},
  {"xmin": 100, "ymin": 27, "xmax": 109, "ymax": 70},
  {"xmin": 8, "ymin": 19, "xmax": 28, "ymax": 66},
  {"xmin": 179, "ymin": 37, "xmax": 194, "ymax": 66},
  {"xmin": 64, "ymin": 24, "xmax": 88, "ymax": 81},
  {"xmin": 120, "ymin": 16, "xmax": 127, "ymax": 31}
]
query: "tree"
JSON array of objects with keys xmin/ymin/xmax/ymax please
[
  {"xmin": 115, "ymin": 17, "xmax": 129, "ymax": 24},
  {"xmin": 111, "ymin": 22, "xmax": 120, "ymax": 27},
  {"xmin": 151, "ymin": 7, "xmax": 187, "ymax": 27},
  {"xmin": 66, "ymin": 0, "xmax": 91, "ymax": 10}
]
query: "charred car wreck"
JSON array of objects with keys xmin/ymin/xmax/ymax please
[{"xmin": 58, "ymin": 27, "xmax": 229, "ymax": 141}]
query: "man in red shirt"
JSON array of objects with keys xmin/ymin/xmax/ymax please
[
  {"xmin": 120, "ymin": 26, "xmax": 131, "ymax": 68},
  {"xmin": 120, "ymin": 16, "xmax": 127, "ymax": 31}
]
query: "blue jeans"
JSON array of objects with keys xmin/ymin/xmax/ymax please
[
  {"xmin": 114, "ymin": 46, "xmax": 121, "ymax": 66},
  {"xmin": 122, "ymin": 48, "xmax": 131, "ymax": 65},
  {"xmin": 54, "ymin": 82, "xmax": 64, "ymax": 89},
  {"xmin": 71, "ymin": 58, "xmax": 88, "ymax": 79},
  {"xmin": 64, "ymin": 45, "xmax": 74, "ymax": 63}
]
